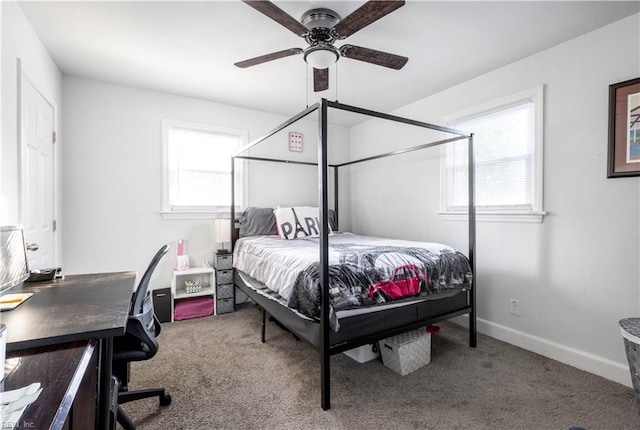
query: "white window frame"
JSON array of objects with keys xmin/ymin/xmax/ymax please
[
  {"xmin": 160, "ymin": 119, "xmax": 248, "ymax": 220},
  {"xmin": 439, "ymin": 86, "xmax": 546, "ymax": 223}
]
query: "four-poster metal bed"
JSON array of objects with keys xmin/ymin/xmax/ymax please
[{"xmin": 230, "ymin": 98, "xmax": 476, "ymax": 410}]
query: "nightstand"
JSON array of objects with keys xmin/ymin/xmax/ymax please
[{"xmin": 213, "ymin": 252, "xmax": 234, "ymax": 314}]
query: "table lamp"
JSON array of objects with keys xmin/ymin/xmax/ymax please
[{"xmin": 214, "ymin": 219, "xmax": 231, "ymax": 254}]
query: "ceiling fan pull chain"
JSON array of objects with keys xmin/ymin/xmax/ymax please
[
  {"xmin": 306, "ymin": 65, "xmax": 309, "ymax": 108},
  {"xmin": 335, "ymin": 63, "xmax": 339, "ymax": 102}
]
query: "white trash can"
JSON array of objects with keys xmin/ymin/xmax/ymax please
[
  {"xmin": 619, "ymin": 318, "xmax": 640, "ymax": 415},
  {"xmin": 0, "ymin": 323, "xmax": 6, "ymax": 382}
]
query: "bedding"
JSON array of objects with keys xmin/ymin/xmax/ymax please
[
  {"xmin": 233, "ymin": 233, "xmax": 472, "ymax": 329},
  {"xmin": 238, "ymin": 206, "xmax": 338, "ymax": 238}
]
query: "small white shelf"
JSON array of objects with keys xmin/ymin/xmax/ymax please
[
  {"xmin": 173, "ymin": 267, "xmax": 215, "ymax": 276},
  {"xmin": 170, "ymin": 267, "xmax": 215, "ymax": 320},
  {"xmin": 173, "ymin": 286, "xmax": 214, "ymax": 300}
]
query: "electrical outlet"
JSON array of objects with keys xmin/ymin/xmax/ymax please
[{"xmin": 509, "ymin": 299, "xmax": 520, "ymax": 316}]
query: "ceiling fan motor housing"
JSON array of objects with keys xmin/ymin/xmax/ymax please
[
  {"xmin": 302, "ymin": 8, "xmax": 341, "ymax": 45},
  {"xmin": 301, "ymin": 8, "xmax": 341, "ymax": 30}
]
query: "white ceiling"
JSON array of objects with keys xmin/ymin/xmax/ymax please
[{"xmin": 18, "ymin": 1, "xmax": 640, "ymax": 125}]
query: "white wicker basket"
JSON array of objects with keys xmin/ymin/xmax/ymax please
[
  {"xmin": 620, "ymin": 318, "xmax": 640, "ymax": 415},
  {"xmin": 380, "ymin": 328, "xmax": 431, "ymax": 376}
]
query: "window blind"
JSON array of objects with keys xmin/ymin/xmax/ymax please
[
  {"xmin": 168, "ymin": 128, "xmax": 240, "ymax": 208},
  {"xmin": 448, "ymin": 101, "xmax": 535, "ymax": 210}
]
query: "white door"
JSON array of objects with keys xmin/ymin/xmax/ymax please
[{"xmin": 20, "ymin": 70, "xmax": 56, "ymax": 270}]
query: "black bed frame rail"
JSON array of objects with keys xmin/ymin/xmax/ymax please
[
  {"xmin": 328, "ymin": 306, "xmax": 473, "ymax": 355},
  {"xmin": 231, "ymin": 99, "xmax": 476, "ymax": 411}
]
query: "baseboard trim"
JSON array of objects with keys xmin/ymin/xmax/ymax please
[{"xmin": 451, "ymin": 315, "xmax": 632, "ymax": 388}]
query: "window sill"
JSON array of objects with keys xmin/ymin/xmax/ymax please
[
  {"xmin": 437, "ymin": 211, "xmax": 546, "ymax": 223},
  {"xmin": 159, "ymin": 211, "xmax": 230, "ymax": 220}
]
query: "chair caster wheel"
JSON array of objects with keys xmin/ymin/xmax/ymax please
[{"xmin": 160, "ymin": 394, "xmax": 172, "ymax": 406}]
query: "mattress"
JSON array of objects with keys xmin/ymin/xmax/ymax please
[{"xmin": 233, "ymin": 232, "xmax": 472, "ymax": 329}]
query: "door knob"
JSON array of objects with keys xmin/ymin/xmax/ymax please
[{"xmin": 26, "ymin": 243, "xmax": 39, "ymax": 251}]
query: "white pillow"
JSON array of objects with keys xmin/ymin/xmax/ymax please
[{"xmin": 273, "ymin": 206, "xmax": 332, "ymax": 240}]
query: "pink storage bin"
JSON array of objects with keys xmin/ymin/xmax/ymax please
[{"xmin": 174, "ymin": 296, "xmax": 213, "ymax": 321}]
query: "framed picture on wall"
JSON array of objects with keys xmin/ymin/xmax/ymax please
[{"xmin": 608, "ymin": 77, "xmax": 640, "ymax": 178}]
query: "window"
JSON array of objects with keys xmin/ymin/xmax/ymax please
[
  {"xmin": 161, "ymin": 120, "xmax": 246, "ymax": 218},
  {"xmin": 442, "ymin": 86, "xmax": 544, "ymax": 222}
]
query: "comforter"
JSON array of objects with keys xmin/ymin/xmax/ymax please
[{"xmin": 233, "ymin": 233, "xmax": 472, "ymax": 323}]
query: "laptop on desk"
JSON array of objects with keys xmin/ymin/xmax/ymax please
[{"xmin": 0, "ymin": 226, "xmax": 33, "ymax": 311}]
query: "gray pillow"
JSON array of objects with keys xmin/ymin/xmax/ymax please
[{"xmin": 239, "ymin": 207, "xmax": 278, "ymax": 237}]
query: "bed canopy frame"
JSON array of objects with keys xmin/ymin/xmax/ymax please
[{"xmin": 230, "ymin": 98, "xmax": 476, "ymax": 410}]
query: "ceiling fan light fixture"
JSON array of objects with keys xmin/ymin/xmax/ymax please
[{"xmin": 304, "ymin": 45, "xmax": 339, "ymax": 69}]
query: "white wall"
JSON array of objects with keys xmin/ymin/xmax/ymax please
[
  {"xmin": 1, "ymin": 1, "xmax": 62, "ymax": 260},
  {"xmin": 349, "ymin": 14, "xmax": 640, "ymax": 386},
  {"xmin": 61, "ymin": 76, "xmax": 350, "ymax": 290}
]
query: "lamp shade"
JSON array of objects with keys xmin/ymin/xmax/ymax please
[{"xmin": 214, "ymin": 219, "xmax": 231, "ymax": 244}]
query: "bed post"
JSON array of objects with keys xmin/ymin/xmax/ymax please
[
  {"xmin": 231, "ymin": 156, "xmax": 236, "ymax": 250},
  {"xmin": 334, "ymin": 166, "xmax": 339, "ymax": 229},
  {"xmin": 318, "ymin": 99, "xmax": 331, "ymax": 410},
  {"xmin": 468, "ymin": 133, "xmax": 477, "ymax": 348}
]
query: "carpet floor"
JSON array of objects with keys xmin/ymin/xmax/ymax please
[{"xmin": 121, "ymin": 304, "xmax": 639, "ymax": 430}]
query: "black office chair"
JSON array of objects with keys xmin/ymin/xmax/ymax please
[{"xmin": 113, "ymin": 244, "xmax": 172, "ymax": 430}]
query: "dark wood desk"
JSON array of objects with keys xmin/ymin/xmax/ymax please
[
  {"xmin": 3, "ymin": 272, "xmax": 136, "ymax": 430},
  {"xmin": 3, "ymin": 341, "xmax": 97, "ymax": 430}
]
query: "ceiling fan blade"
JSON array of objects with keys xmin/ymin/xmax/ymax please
[
  {"xmin": 314, "ymin": 68, "xmax": 329, "ymax": 92},
  {"xmin": 332, "ymin": 1, "xmax": 405, "ymax": 39},
  {"xmin": 242, "ymin": 0, "xmax": 309, "ymax": 37},
  {"xmin": 235, "ymin": 48, "xmax": 303, "ymax": 68},
  {"xmin": 339, "ymin": 44, "xmax": 408, "ymax": 70}
]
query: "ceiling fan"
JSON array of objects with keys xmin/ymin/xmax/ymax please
[{"xmin": 234, "ymin": 0, "xmax": 409, "ymax": 92}]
